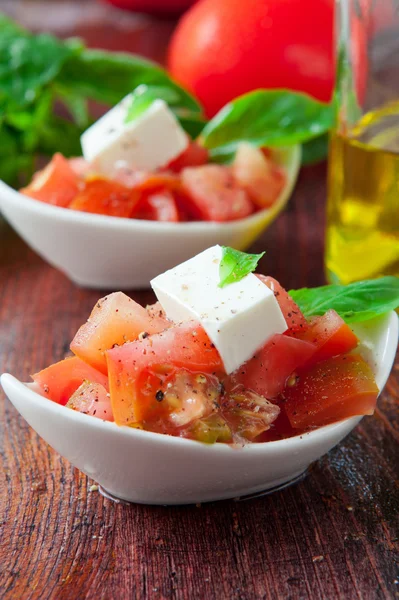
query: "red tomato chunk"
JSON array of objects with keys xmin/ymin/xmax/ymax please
[
  {"xmin": 181, "ymin": 165, "xmax": 254, "ymax": 221},
  {"xmin": 232, "ymin": 144, "xmax": 286, "ymax": 208},
  {"xmin": 106, "ymin": 322, "xmax": 224, "ymax": 425},
  {"xmin": 21, "ymin": 153, "xmax": 80, "ymax": 208},
  {"xmin": 294, "ymin": 309, "xmax": 359, "ymax": 366},
  {"xmin": 33, "ymin": 356, "xmax": 109, "ymax": 406},
  {"xmin": 133, "ymin": 189, "xmax": 180, "ymax": 222},
  {"xmin": 257, "ymin": 274, "xmax": 308, "ymax": 333},
  {"xmin": 70, "ymin": 292, "xmax": 170, "ymax": 375},
  {"xmin": 167, "ymin": 142, "xmax": 209, "ymax": 172},
  {"xmin": 282, "ymin": 354, "xmax": 379, "ymax": 429},
  {"xmin": 230, "ymin": 333, "xmax": 316, "ymax": 399},
  {"xmin": 67, "ymin": 381, "xmax": 113, "ymax": 421},
  {"xmin": 69, "ymin": 178, "xmax": 140, "ymax": 217}
]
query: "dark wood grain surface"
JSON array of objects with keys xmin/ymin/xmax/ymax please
[{"xmin": 0, "ymin": 2, "xmax": 398, "ymax": 599}]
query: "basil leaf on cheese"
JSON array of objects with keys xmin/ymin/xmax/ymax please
[{"xmin": 219, "ymin": 247, "xmax": 265, "ymax": 288}]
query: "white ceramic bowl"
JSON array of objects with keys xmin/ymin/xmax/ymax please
[
  {"xmin": 1, "ymin": 312, "xmax": 397, "ymax": 505},
  {"xmin": 0, "ymin": 147, "xmax": 300, "ymax": 289}
]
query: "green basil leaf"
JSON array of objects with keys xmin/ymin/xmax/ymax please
[
  {"xmin": 201, "ymin": 90, "xmax": 334, "ymax": 159},
  {"xmin": 58, "ymin": 49, "xmax": 202, "ymax": 115},
  {"xmin": 289, "ymin": 277, "xmax": 399, "ymax": 323},
  {"xmin": 301, "ymin": 133, "xmax": 329, "ymax": 165},
  {"xmin": 38, "ymin": 115, "xmax": 84, "ymax": 157},
  {"xmin": 0, "ymin": 14, "xmax": 204, "ymax": 186},
  {"xmin": 219, "ymin": 247, "xmax": 265, "ymax": 288},
  {"xmin": 124, "ymin": 84, "xmax": 184, "ymax": 124},
  {"xmin": 0, "ymin": 32, "xmax": 82, "ymax": 107},
  {"xmin": 177, "ymin": 112, "xmax": 207, "ymax": 139},
  {"xmin": 54, "ymin": 84, "xmax": 90, "ymax": 129}
]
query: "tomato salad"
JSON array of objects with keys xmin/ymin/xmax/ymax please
[
  {"xmin": 30, "ymin": 247, "xmax": 391, "ymax": 445},
  {"xmin": 20, "ymin": 143, "xmax": 285, "ymax": 223}
]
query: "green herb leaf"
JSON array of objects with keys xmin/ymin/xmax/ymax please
[
  {"xmin": 289, "ymin": 277, "xmax": 399, "ymax": 323},
  {"xmin": 201, "ymin": 89, "xmax": 334, "ymax": 160},
  {"xmin": 0, "ymin": 32, "xmax": 82, "ymax": 107},
  {"xmin": 301, "ymin": 133, "xmax": 329, "ymax": 165},
  {"xmin": 57, "ymin": 49, "xmax": 202, "ymax": 115},
  {"xmin": 0, "ymin": 15, "xmax": 204, "ymax": 186},
  {"xmin": 219, "ymin": 247, "xmax": 265, "ymax": 288}
]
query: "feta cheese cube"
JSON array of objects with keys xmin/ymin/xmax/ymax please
[
  {"xmin": 151, "ymin": 246, "xmax": 287, "ymax": 374},
  {"xmin": 80, "ymin": 96, "xmax": 189, "ymax": 175}
]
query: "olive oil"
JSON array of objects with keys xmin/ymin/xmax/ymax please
[{"xmin": 325, "ymin": 103, "xmax": 399, "ymax": 284}]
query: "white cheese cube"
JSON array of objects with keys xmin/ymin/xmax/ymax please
[
  {"xmin": 151, "ymin": 246, "xmax": 287, "ymax": 374},
  {"xmin": 80, "ymin": 96, "xmax": 189, "ymax": 175}
]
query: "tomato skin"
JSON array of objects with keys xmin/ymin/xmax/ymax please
[
  {"xmin": 167, "ymin": 142, "xmax": 209, "ymax": 173},
  {"xmin": 69, "ymin": 157, "xmax": 91, "ymax": 179},
  {"xmin": 257, "ymin": 275, "xmax": 308, "ymax": 334},
  {"xmin": 71, "ymin": 292, "xmax": 169, "ymax": 375},
  {"xmin": 121, "ymin": 171, "xmax": 182, "ymax": 193},
  {"xmin": 181, "ymin": 165, "xmax": 254, "ymax": 221},
  {"xmin": 67, "ymin": 381, "xmax": 113, "ymax": 421},
  {"xmin": 32, "ymin": 356, "xmax": 109, "ymax": 406},
  {"xmin": 69, "ymin": 177, "xmax": 140, "ymax": 218},
  {"xmin": 106, "ymin": 322, "xmax": 223, "ymax": 425},
  {"xmin": 133, "ymin": 189, "xmax": 180, "ymax": 222},
  {"xmin": 283, "ymin": 354, "xmax": 379, "ymax": 429},
  {"xmin": 21, "ymin": 153, "xmax": 80, "ymax": 208},
  {"xmin": 295, "ymin": 309, "xmax": 358, "ymax": 366},
  {"xmin": 232, "ymin": 144, "xmax": 286, "ymax": 208},
  {"xmin": 168, "ymin": 0, "xmax": 367, "ymax": 117},
  {"xmin": 103, "ymin": 0, "xmax": 196, "ymax": 16},
  {"xmin": 230, "ymin": 333, "xmax": 316, "ymax": 399}
]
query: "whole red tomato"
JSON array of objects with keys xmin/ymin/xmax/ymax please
[
  {"xmin": 168, "ymin": 0, "xmax": 367, "ymax": 117},
  {"xmin": 103, "ymin": 0, "xmax": 196, "ymax": 16}
]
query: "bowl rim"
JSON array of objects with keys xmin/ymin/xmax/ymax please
[{"xmin": 0, "ymin": 145, "xmax": 301, "ymax": 233}]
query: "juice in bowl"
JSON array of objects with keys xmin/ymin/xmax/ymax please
[{"xmin": 325, "ymin": 0, "xmax": 399, "ymax": 284}]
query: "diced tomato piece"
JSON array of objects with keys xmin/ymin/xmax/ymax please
[
  {"xmin": 131, "ymin": 172, "xmax": 182, "ymax": 193},
  {"xmin": 230, "ymin": 334, "xmax": 316, "ymax": 399},
  {"xmin": 69, "ymin": 178, "xmax": 140, "ymax": 217},
  {"xmin": 70, "ymin": 292, "xmax": 170, "ymax": 375},
  {"xmin": 146, "ymin": 301, "xmax": 166, "ymax": 320},
  {"xmin": 221, "ymin": 388, "xmax": 280, "ymax": 441},
  {"xmin": 232, "ymin": 143, "xmax": 286, "ymax": 208},
  {"xmin": 32, "ymin": 356, "xmax": 109, "ymax": 406},
  {"xmin": 69, "ymin": 157, "xmax": 92, "ymax": 179},
  {"xmin": 295, "ymin": 309, "xmax": 358, "ymax": 366},
  {"xmin": 67, "ymin": 381, "xmax": 113, "ymax": 421},
  {"xmin": 167, "ymin": 142, "xmax": 209, "ymax": 172},
  {"xmin": 283, "ymin": 354, "xmax": 379, "ymax": 429},
  {"xmin": 106, "ymin": 322, "xmax": 224, "ymax": 425},
  {"xmin": 181, "ymin": 165, "xmax": 254, "ymax": 221},
  {"xmin": 21, "ymin": 153, "xmax": 80, "ymax": 208},
  {"xmin": 133, "ymin": 189, "xmax": 180, "ymax": 222},
  {"xmin": 256, "ymin": 405, "xmax": 297, "ymax": 442},
  {"xmin": 184, "ymin": 413, "xmax": 232, "ymax": 444},
  {"xmin": 137, "ymin": 370, "xmax": 220, "ymax": 432},
  {"xmin": 257, "ymin": 275, "xmax": 308, "ymax": 334}
]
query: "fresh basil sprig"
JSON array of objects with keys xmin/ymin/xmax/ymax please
[
  {"xmin": 200, "ymin": 90, "xmax": 334, "ymax": 162},
  {"xmin": 289, "ymin": 277, "xmax": 399, "ymax": 323},
  {"xmin": 219, "ymin": 247, "xmax": 265, "ymax": 288},
  {"xmin": 0, "ymin": 14, "xmax": 203, "ymax": 186}
]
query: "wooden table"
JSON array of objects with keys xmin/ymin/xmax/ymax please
[{"xmin": 1, "ymin": 2, "xmax": 398, "ymax": 598}]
